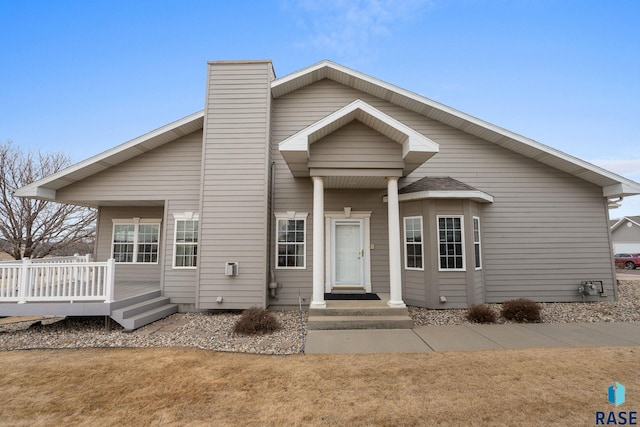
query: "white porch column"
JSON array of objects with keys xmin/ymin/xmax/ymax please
[
  {"xmin": 387, "ymin": 176, "xmax": 406, "ymax": 307},
  {"xmin": 311, "ymin": 176, "xmax": 326, "ymax": 308}
]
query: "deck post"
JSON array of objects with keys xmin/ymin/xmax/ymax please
[
  {"xmin": 18, "ymin": 258, "xmax": 31, "ymax": 304},
  {"xmin": 104, "ymin": 258, "xmax": 116, "ymax": 303}
]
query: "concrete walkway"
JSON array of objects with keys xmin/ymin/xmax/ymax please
[{"xmin": 304, "ymin": 322, "xmax": 640, "ymax": 354}]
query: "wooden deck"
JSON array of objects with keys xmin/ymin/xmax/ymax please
[
  {"xmin": 0, "ymin": 280, "xmax": 161, "ymax": 317},
  {"xmin": 0, "ymin": 258, "xmax": 175, "ymax": 329}
]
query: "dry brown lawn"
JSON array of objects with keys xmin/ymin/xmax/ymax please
[{"xmin": 0, "ymin": 347, "xmax": 638, "ymax": 426}]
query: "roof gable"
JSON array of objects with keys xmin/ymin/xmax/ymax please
[
  {"xmin": 272, "ymin": 60, "xmax": 640, "ymax": 198},
  {"xmin": 278, "ymin": 99, "xmax": 439, "ymax": 177},
  {"xmin": 611, "ymin": 216, "xmax": 640, "ymax": 231},
  {"xmin": 15, "ymin": 111, "xmax": 204, "ymax": 199},
  {"xmin": 15, "ymin": 59, "xmax": 640, "ymax": 203}
]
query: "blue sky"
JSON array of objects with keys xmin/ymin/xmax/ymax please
[{"xmin": 1, "ymin": 0, "xmax": 639, "ymax": 217}]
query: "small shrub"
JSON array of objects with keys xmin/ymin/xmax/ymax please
[
  {"xmin": 500, "ymin": 298, "xmax": 541, "ymax": 323},
  {"xmin": 233, "ymin": 307, "xmax": 281, "ymax": 335},
  {"xmin": 466, "ymin": 304, "xmax": 497, "ymax": 324}
]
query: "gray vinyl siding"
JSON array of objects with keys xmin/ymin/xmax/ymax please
[
  {"xmin": 308, "ymin": 121, "xmax": 403, "ymax": 169},
  {"xmin": 434, "ymin": 200, "xmax": 467, "ymax": 308},
  {"xmin": 269, "ymin": 187, "xmax": 390, "ymax": 306},
  {"xmin": 399, "ymin": 199, "xmax": 483, "ymax": 309},
  {"xmin": 197, "ymin": 61, "xmax": 273, "ymax": 309},
  {"xmin": 58, "ymin": 131, "xmax": 203, "ymax": 306},
  {"xmin": 96, "ymin": 206, "xmax": 163, "ymax": 283},
  {"xmin": 162, "ymin": 199, "xmax": 200, "ymax": 307},
  {"xmin": 271, "ymin": 78, "xmax": 615, "ymax": 304},
  {"xmin": 400, "ymin": 201, "xmax": 426, "ymax": 306},
  {"xmin": 464, "ymin": 204, "xmax": 483, "ymax": 306},
  {"xmin": 56, "ymin": 130, "xmax": 203, "ymax": 203}
]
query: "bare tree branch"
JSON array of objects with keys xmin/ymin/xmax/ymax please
[{"xmin": 0, "ymin": 141, "xmax": 96, "ymax": 259}]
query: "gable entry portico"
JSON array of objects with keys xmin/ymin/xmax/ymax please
[{"xmin": 279, "ymin": 100, "xmax": 440, "ymax": 308}]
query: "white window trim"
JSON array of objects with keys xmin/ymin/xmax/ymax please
[
  {"xmin": 172, "ymin": 212, "xmax": 199, "ymax": 270},
  {"xmin": 111, "ymin": 218, "xmax": 162, "ymax": 264},
  {"xmin": 275, "ymin": 212, "xmax": 309, "ymax": 270},
  {"xmin": 473, "ymin": 216, "xmax": 482, "ymax": 270},
  {"xmin": 437, "ymin": 215, "xmax": 466, "ymax": 272},
  {"xmin": 403, "ymin": 216, "xmax": 424, "ymax": 271}
]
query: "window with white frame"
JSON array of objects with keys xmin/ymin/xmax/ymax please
[
  {"xmin": 112, "ymin": 219, "xmax": 161, "ymax": 263},
  {"xmin": 404, "ymin": 216, "xmax": 424, "ymax": 270},
  {"xmin": 275, "ymin": 212, "xmax": 308, "ymax": 269},
  {"xmin": 473, "ymin": 216, "xmax": 482, "ymax": 269},
  {"xmin": 173, "ymin": 213, "xmax": 199, "ymax": 268},
  {"xmin": 437, "ymin": 216, "xmax": 465, "ymax": 270}
]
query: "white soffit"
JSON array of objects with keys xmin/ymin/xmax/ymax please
[
  {"xmin": 15, "ymin": 111, "xmax": 205, "ymax": 199},
  {"xmin": 272, "ymin": 60, "xmax": 640, "ymax": 197},
  {"xmin": 278, "ymin": 99, "xmax": 439, "ymax": 177}
]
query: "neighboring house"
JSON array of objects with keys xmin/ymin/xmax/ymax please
[
  {"xmin": 9, "ymin": 59, "xmax": 640, "ymax": 323},
  {"xmin": 610, "ymin": 216, "xmax": 640, "ymax": 253}
]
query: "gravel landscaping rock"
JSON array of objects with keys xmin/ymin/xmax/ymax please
[
  {"xmin": 0, "ymin": 311, "xmax": 308, "ymax": 355},
  {"xmin": 410, "ymin": 280, "xmax": 640, "ymax": 326},
  {"xmin": 1, "ymin": 279, "xmax": 638, "ymax": 354}
]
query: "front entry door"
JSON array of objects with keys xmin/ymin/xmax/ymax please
[{"xmin": 333, "ymin": 219, "xmax": 364, "ymax": 288}]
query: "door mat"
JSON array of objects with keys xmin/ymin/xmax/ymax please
[{"xmin": 324, "ymin": 293, "xmax": 380, "ymax": 301}]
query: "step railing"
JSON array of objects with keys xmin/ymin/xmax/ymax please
[{"xmin": 0, "ymin": 257, "xmax": 115, "ymax": 303}]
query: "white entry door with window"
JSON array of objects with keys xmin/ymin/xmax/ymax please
[
  {"xmin": 334, "ymin": 220, "xmax": 364, "ymax": 286},
  {"xmin": 325, "ymin": 211, "xmax": 372, "ymax": 293}
]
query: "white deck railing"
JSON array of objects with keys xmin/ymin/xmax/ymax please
[{"xmin": 0, "ymin": 257, "xmax": 115, "ymax": 303}]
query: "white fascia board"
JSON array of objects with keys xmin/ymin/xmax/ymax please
[
  {"xmin": 603, "ymin": 182, "xmax": 640, "ymax": 198},
  {"xmin": 405, "ymin": 133, "xmax": 439, "ymax": 156},
  {"xmin": 279, "ymin": 99, "xmax": 438, "ymax": 155},
  {"xmin": 281, "ymin": 135, "xmax": 310, "ymax": 153},
  {"xmin": 353, "ymin": 102, "xmax": 439, "ymax": 157},
  {"xmin": 610, "ymin": 218, "xmax": 624, "ymax": 231},
  {"xmin": 272, "ymin": 60, "xmax": 639, "ymax": 191},
  {"xmin": 14, "ymin": 186, "xmax": 57, "ymax": 200},
  {"xmin": 15, "ymin": 110, "xmax": 205, "ymax": 198},
  {"xmin": 383, "ymin": 190, "xmax": 494, "ymax": 204},
  {"xmin": 280, "ymin": 100, "xmax": 367, "ymax": 149},
  {"xmin": 271, "ymin": 60, "xmax": 330, "ymax": 94}
]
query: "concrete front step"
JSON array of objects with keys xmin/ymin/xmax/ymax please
[
  {"xmin": 307, "ymin": 315, "xmax": 414, "ymax": 330},
  {"xmin": 307, "ymin": 293, "xmax": 413, "ymax": 330},
  {"xmin": 111, "ymin": 296, "xmax": 178, "ymax": 331},
  {"xmin": 310, "ymin": 307, "xmax": 410, "ymax": 317}
]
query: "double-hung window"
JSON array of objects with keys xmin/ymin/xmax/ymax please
[
  {"xmin": 173, "ymin": 213, "xmax": 199, "ymax": 269},
  {"xmin": 112, "ymin": 219, "xmax": 161, "ymax": 264},
  {"xmin": 473, "ymin": 216, "xmax": 482, "ymax": 269},
  {"xmin": 437, "ymin": 216, "xmax": 465, "ymax": 270},
  {"xmin": 275, "ymin": 212, "xmax": 308, "ymax": 269},
  {"xmin": 404, "ymin": 216, "xmax": 424, "ymax": 270}
]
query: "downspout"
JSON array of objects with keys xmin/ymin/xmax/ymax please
[
  {"xmin": 605, "ymin": 197, "xmax": 620, "ymax": 301},
  {"xmin": 268, "ymin": 161, "xmax": 280, "ymax": 299},
  {"xmin": 608, "ymin": 196, "xmax": 623, "ymax": 209}
]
